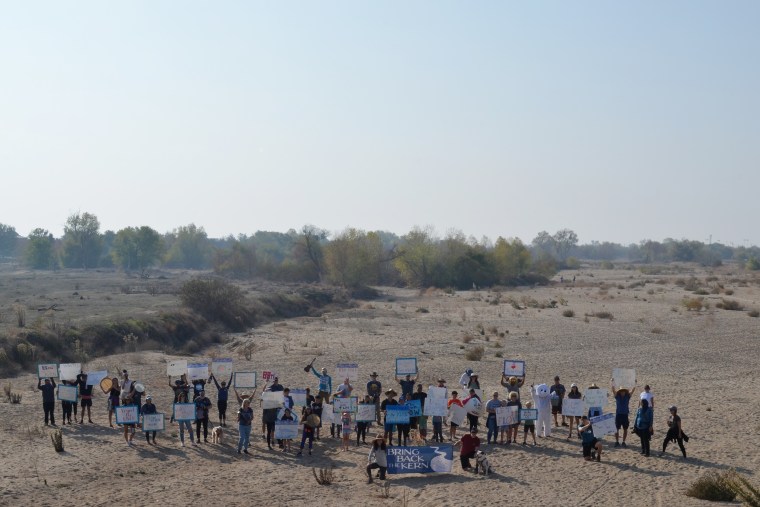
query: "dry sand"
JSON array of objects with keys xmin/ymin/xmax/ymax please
[{"xmin": 2, "ymin": 266, "xmax": 759, "ymax": 506}]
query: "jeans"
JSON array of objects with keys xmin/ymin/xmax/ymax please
[
  {"xmin": 238, "ymin": 424, "xmax": 251, "ymax": 451},
  {"xmin": 467, "ymin": 413, "xmax": 479, "ymax": 432},
  {"xmin": 300, "ymin": 430, "xmax": 314, "ymax": 450},
  {"xmin": 179, "ymin": 420, "xmax": 194, "ymax": 444},
  {"xmin": 486, "ymin": 415, "xmax": 497, "ymax": 443},
  {"xmin": 196, "ymin": 417, "xmax": 209, "ymax": 441},
  {"xmin": 433, "ymin": 421, "xmax": 444, "ymax": 442},
  {"xmin": 367, "ymin": 463, "xmax": 386, "ymax": 480}
]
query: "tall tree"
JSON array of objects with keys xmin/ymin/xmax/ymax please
[
  {"xmin": 0, "ymin": 223, "xmax": 19, "ymax": 258},
  {"xmin": 394, "ymin": 226, "xmax": 438, "ymax": 288},
  {"xmin": 25, "ymin": 228, "xmax": 56, "ymax": 269},
  {"xmin": 323, "ymin": 228, "xmax": 383, "ymax": 287},
  {"xmin": 62, "ymin": 212, "xmax": 102, "ymax": 269},
  {"xmin": 491, "ymin": 237, "xmax": 532, "ymax": 283},
  {"xmin": 112, "ymin": 226, "xmax": 164, "ymax": 271},
  {"xmin": 553, "ymin": 228, "xmax": 579, "ymax": 261},
  {"xmin": 164, "ymin": 224, "xmax": 211, "ymax": 269},
  {"xmin": 297, "ymin": 225, "xmax": 327, "ymax": 282}
]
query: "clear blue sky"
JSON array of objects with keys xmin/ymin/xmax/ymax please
[{"xmin": 2, "ymin": 1, "xmax": 758, "ymax": 246}]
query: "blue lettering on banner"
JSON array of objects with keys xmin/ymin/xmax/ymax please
[
  {"xmin": 386, "ymin": 405, "xmax": 410, "ymax": 424},
  {"xmin": 406, "ymin": 400, "xmax": 422, "ymax": 417},
  {"xmin": 387, "ymin": 445, "xmax": 454, "ymax": 474}
]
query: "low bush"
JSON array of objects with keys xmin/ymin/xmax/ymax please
[
  {"xmin": 748, "ymin": 310, "xmax": 759, "ymax": 318},
  {"xmin": 464, "ymin": 346, "xmax": 484, "ymax": 361},
  {"xmin": 562, "ymin": 309, "xmax": 575, "ymax": 318},
  {"xmin": 682, "ymin": 297, "xmax": 708, "ymax": 311},
  {"xmin": 716, "ymin": 299, "xmax": 743, "ymax": 311},
  {"xmin": 685, "ymin": 471, "xmax": 736, "ymax": 502}
]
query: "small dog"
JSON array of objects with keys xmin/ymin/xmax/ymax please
[
  {"xmin": 211, "ymin": 426, "xmax": 224, "ymax": 444},
  {"xmin": 474, "ymin": 451, "xmax": 492, "ymax": 476}
]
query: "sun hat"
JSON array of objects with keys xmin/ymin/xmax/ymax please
[
  {"xmin": 437, "ymin": 378, "xmax": 446, "ymax": 383},
  {"xmin": 385, "ymin": 389, "xmax": 398, "ymax": 396},
  {"xmin": 370, "ymin": 372, "xmax": 378, "ymax": 377}
]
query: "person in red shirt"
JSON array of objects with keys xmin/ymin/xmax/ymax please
[{"xmin": 455, "ymin": 428, "xmax": 481, "ymax": 471}]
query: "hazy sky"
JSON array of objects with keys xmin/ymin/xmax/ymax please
[{"xmin": 2, "ymin": 1, "xmax": 758, "ymax": 246}]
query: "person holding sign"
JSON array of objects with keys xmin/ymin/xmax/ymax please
[
  {"xmin": 633, "ymin": 398, "xmax": 653, "ymax": 457},
  {"xmin": 579, "ymin": 416, "xmax": 603, "ymax": 462},
  {"xmin": 366, "ymin": 372, "xmax": 382, "ymax": 423},
  {"xmin": 485, "ymin": 392, "xmax": 501, "ymax": 445},
  {"xmin": 501, "ymin": 374, "xmax": 525, "ymax": 400},
  {"xmin": 357, "ymin": 395, "xmax": 373, "ymax": 445},
  {"xmin": 522, "ymin": 401, "xmax": 538, "ymax": 446},
  {"xmin": 60, "ymin": 380, "xmax": 76, "ymax": 425},
  {"xmin": 142, "ymin": 396, "xmax": 158, "ymax": 445},
  {"xmin": 448, "ymin": 391, "xmax": 464, "ymax": 441},
  {"xmin": 176, "ymin": 390, "xmax": 196, "ymax": 447},
  {"xmin": 194, "ymin": 391, "xmax": 212, "ymax": 443},
  {"xmin": 566, "ymin": 383, "xmax": 583, "ymax": 439},
  {"xmin": 396, "ymin": 373, "xmax": 418, "ymax": 399},
  {"xmin": 107, "ymin": 377, "xmax": 121, "ymax": 428},
  {"xmin": 611, "ymin": 379, "xmax": 636, "ymax": 448},
  {"xmin": 505, "ymin": 391, "xmax": 522, "ymax": 444},
  {"xmin": 237, "ymin": 398, "xmax": 254, "ymax": 455},
  {"xmin": 550, "ymin": 376, "xmax": 567, "ymax": 427},
  {"xmin": 281, "ymin": 408, "xmax": 297, "ymax": 452},
  {"xmin": 297, "ymin": 407, "xmax": 317, "ymax": 456},
  {"xmin": 463, "ymin": 389, "xmax": 482, "ymax": 433},
  {"xmin": 74, "ymin": 373, "xmax": 95, "ymax": 424},
  {"xmin": 209, "ymin": 372, "xmax": 233, "ymax": 427},
  {"xmin": 340, "ymin": 410, "xmax": 352, "ymax": 451},
  {"xmin": 411, "ymin": 384, "xmax": 428, "ymax": 440},
  {"xmin": 37, "ymin": 377, "xmax": 57, "ymax": 426},
  {"xmin": 380, "ymin": 389, "xmax": 399, "ymax": 446}
]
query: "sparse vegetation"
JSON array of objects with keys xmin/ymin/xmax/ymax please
[
  {"xmin": 748, "ymin": 310, "xmax": 759, "ymax": 318},
  {"xmin": 562, "ymin": 309, "xmax": 575, "ymax": 318},
  {"xmin": 464, "ymin": 346, "xmax": 484, "ymax": 361},
  {"xmin": 685, "ymin": 471, "xmax": 736, "ymax": 502},
  {"xmin": 51, "ymin": 429, "xmax": 64, "ymax": 452},
  {"xmin": 312, "ymin": 466, "xmax": 335, "ymax": 485},
  {"xmin": 682, "ymin": 297, "xmax": 709, "ymax": 311},
  {"xmin": 716, "ymin": 299, "xmax": 743, "ymax": 311}
]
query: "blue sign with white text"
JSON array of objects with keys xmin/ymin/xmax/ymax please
[{"xmin": 387, "ymin": 445, "xmax": 454, "ymax": 474}]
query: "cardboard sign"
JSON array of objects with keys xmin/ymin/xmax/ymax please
[
  {"xmin": 57, "ymin": 384, "xmax": 78, "ymax": 402},
  {"xmin": 37, "ymin": 363, "xmax": 58, "ymax": 379},
  {"xmin": 496, "ymin": 406, "xmax": 519, "ymax": 426},
  {"xmin": 447, "ymin": 404, "xmax": 466, "ymax": 426},
  {"xmin": 167, "ymin": 359, "xmax": 187, "ymax": 376},
  {"xmin": 520, "ymin": 408, "xmax": 539, "ymax": 421},
  {"xmin": 396, "ymin": 358, "xmax": 418, "ymax": 376},
  {"xmin": 562, "ymin": 398, "xmax": 585, "ymax": 417},
  {"xmin": 115, "ymin": 405, "xmax": 139, "ymax": 425},
  {"xmin": 187, "ymin": 363, "xmax": 209, "ymax": 381},
  {"xmin": 584, "ymin": 389, "xmax": 609, "ymax": 409},
  {"xmin": 173, "ymin": 403, "xmax": 196, "ymax": 422},
  {"xmin": 234, "ymin": 372, "xmax": 257, "ymax": 389},
  {"xmin": 274, "ymin": 420, "xmax": 299, "ymax": 439},
  {"xmin": 386, "ymin": 405, "xmax": 410, "ymax": 425},
  {"xmin": 503, "ymin": 359, "xmax": 526, "ymax": 377},
  {"xmin": 406, "ymin": 399, "xmax": 422, "ymax": 417},
  {"xmin": 59, "ymin": 363, "xmax": 81, "ymax": 381},
  {"xmin": 142, "ymin": 413, "xmax": 165, "ymax": 431},
  {"xmin": 211, "ymin": 358, "xmax": 233, "ymax": 377},
  {"xmin": 85, "ymin": 370, "xmax": 108, "ymax": 387},
  {"xmin": 262, "ymin": 391, "xmax": 284, "ymax": 409},
  {"xmin": 423, "ymin": 396, "xmax": 448, "ymax": 417},
  {"xmin": 321, "ymin": 404, "xmax": 334, "ymax": 424},
  {"xmin": 613, "ymin": 368, "xmax": 636, "ymax": 390},
  {"xmin": 590, "ymin": 413, "xmax": 617, "ymax": 437},
  {"xmin": 428, "ymin": 386, "xmax": 448, "ymax": 399},
  {"xmin": 356, "ymin": 404, "xmax": 376, "ymax": 422},
  {"xmin": 335, "ymin": 363, "xmax": 358, "ymax": 382},
  {"xmin": 290, "ymin": 388, "xmax": 308, "ymax": 407},
  {"xmin": 333, "ymin": 396, "xmax": 358, "ymax": 414},
  {"xmin": 387, "ymin": 445, "xmax": 453, "ymax": 474}
]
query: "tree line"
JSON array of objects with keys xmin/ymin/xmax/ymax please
[{"xmin": 0, "ymin": 215, "xmax": 758, "ymax": 289}]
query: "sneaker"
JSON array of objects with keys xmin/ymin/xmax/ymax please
[
  {"xmin": 181, "ymin": 442, "xmax": 185, "ymax": 447},
  {"xmin": 614, "ymin": 442, "xmax": 620, "ymax": 447},
  {"xmin": 297, "ymin": 451, "xmax": 303, "ymax": 456},
  {"xmin": 243, "ymin": 449, "xmax": 249, "ymax": 455},
  {"xmin": 237, "ymin": 449, "xmax": 241, "ymax": 454},
  {"xmin": 621, "ymin": 442, "xmax": 627, "ymax": 448}
]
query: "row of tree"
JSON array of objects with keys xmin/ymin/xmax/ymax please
[{"xmin": 1, "ymin": 214, "xmax": 758, "ymax": 289}]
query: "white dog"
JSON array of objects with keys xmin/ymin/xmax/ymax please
[
  {"xmin": 211, "ymin": 426, "xmax": 224, "ymax": 444},
  {"xmin": 474, "ymin": 450, "xmax": 492, "ymax": 476}
]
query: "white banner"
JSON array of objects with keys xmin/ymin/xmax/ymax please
[
  {"xmin": 562, "ymin": 398, "xmax": 585, "ymax": 417},
  {"xmin": 447, "ymin": 404, "xmax": 466, "ymax": 427},
  {"xmin": 167, "ymin": 359, "xmax": 187, "ymax": 377},
  {"xmin": 187, "ymin": 363, "xmax": 209, "ymax": 381},
  {"xmin": 211, "ymin": 358, "xmax": 233, "ymax": 377},
  {"xmin": 584, "ymin": 389, "xmax": 609, "ymax": 409},
  {"xmin": 37, "ymin": 363, "xmax": 58, "ymax": 379},
  {"xmin": 115, "ymin": 405, "xmax": 139, "ymax": 425},
  {"xmin": 503, "ymin": 359, "xmax": 526, "ymax": 377},
  {"xmin": 233, "ymin": 372, "xmax": 256, "ymax": 388},
  {"xmin": 357, "ymin": 404, "xmax": 376, "ymax": 422},
  {"xmin": 262, "ymin": 391, "xmax": 285, "ymax": 409},
  {"xmin": 591, "ymin": 413, "xmax": 617, "ymax": 437},
  {"xmin": 427, "ymin": 386, "xmax": 448, "ymax": 399},
  {"xmin": 85, "ymin": 370, "xmax": 108, "ymax": 386},
  {"xmin": 57, "ymin": 384, "xmax": 78, "ymax": 402},
  {"xmin": 395, "ymin": 358, "xmax": 418, "ymax": 376},
  {"xmin": 59, "ymin": 363, "xmax": 81, "ymax": 381},
  {"xmin": 173, "ymin": 403, "xmax": 196, "ymax": 422},
  {"xmin": 275, "ymin": 421, "xmax": 299, "ymax": 439},
  {"xmin": 321, "ymin": 404, "xmax": 334, "ymax": 424},
  {"xmin": 333, "ymin": 396, "xmax": 358, "ymax": 414},
  {"xmin": 613, "ymin": 368, "xmax": 636, "ymax": 390},
  {"xmin": 424, "ymin": 391, "xmax": 448, "ymax": 417},
  {"xmin": 495, "ymin": 405, "xmax": 519, "ymax": 426},
  {"xmin": 142, "ymin": 413, "xmax": 165, "ymax": 431},
  {"xmin": 464, "ymin": 395, "xmax": 482, "ymax": 416},
  {"xmin": 335, "ymin": 363, "xmax": 359, "ymax": 382},
  {"xmin": 290, "ymin": 388, "xmax": 307, "ymax": 407}
]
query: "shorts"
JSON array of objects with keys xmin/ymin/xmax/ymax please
[
  {"xmin": 524, "ymin": 425, "xmax": 535, "ymax": 434},
  {"xmin": 615, "ymin": 414, "xmax": 629, "ymax": 430},
  {"xmin": 318, "ymin": 391, "xmax": 330, "ymax": 402},
  {"xmin": 81, "ymin": 398, "xmax": 92, "ymax": 408},
  {"xmin": 384, "ymin": 423, "xmax": 395, "ymax": 432},
  {"xmin": 450, "ymin": 422, "xmax": 459, "ymax": 429},
  {"xmin": 552, "ymin": 404, "xmax": 562, "ymax": 415},
  {"xmin": 582, "ymin": 438, "xmax": 599, "ymax": 457}
]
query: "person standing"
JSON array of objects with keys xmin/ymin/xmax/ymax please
[
  {"xmin": 633, "ymin": 398, "xmax": 653, "ymax": 456},
  {"xmin": 550, "ymin": 376, "xmax": 567, "ymax": 427},
  {"xmin": 566, "ymin": 383, "xmax": 582, "ymax": 439},
  {"xmin": 310, "ymin": 395, "xmax": 324, "ymax": 440},
  {"xmin": 38, "ymin": 377, "xmax": 56, "ymax": 426},
  {"xmin": 612, "ymin": 381, "xmax": 636, "ymax": 448},
  {"xmin": 485, "ymin": 391, "xmax": 500, "ymax": 444},
  {"xmin": 141, "ymin": 395, "xmax": 158, "ymax": 445},
  {"xmin": 380, "ymin": 389, "xmax": 399, "ymax": 446},
  {"xmin": 463, "ymin": 388, "xmax": 482, "ymax": 433},
  {"xmin": 466, "ymin": 374, "xmax": 481, "ymax": 390},
  {"xmin": 310, "ymin": 366, "xmax": 332, "ymax": 402},
  {"xmin": 640, "ymin": 385, "xmax": 654, "ymax": 409},
  {"xmin": 209, "ymin": 372, "xmax": 233, "ymax": 426},
  {"xmin": 340, "ymin": 410, "xmax": 352, "ymax": 451},
  {"xmin": 396, "ymin": 373, "xmax": 417, "ymax": 400},
  {"xmin": 661, "ymin": 406, "xmax": 687, "ymax": 458},
  {"xmin": 357, "ymin": 395, "xmax": 372, "ymax": 445},
  {"xmin": 505, "ymin": 391, "xmax": 522, "ymax": 444},
  {"xmin": 448, "ymin": 391, "xmax": 464, "ymax": 441},
  {"xmin": 367, "ymin": 372, "xmax": 382, "ymax": 424},
  {"xmin": 366, "ymin": 437, "xmax": 388, "ymax": 483},
  {"xmin": 454, "ymin": 428, "xmax": 481, "ymax": 471},
  {"xmin": 458, "ymin": 369, "xmax": 473, "ymax": 390},
  {"xmin": 60, "ymin": 380, "xmax": 75, "ymax": 425},
  {"xmin": 74, "ymin": 372, "xmax": 94, "ymax": 424},
  {"xmin": 107, "ymin": 377, "xmax": 121, "ymax": 428},
  {"xmin": 297, "ymin": 407, "xmax": 317, "ymax": 456},
  {"xmin": 237, "ymin": 398, "xmax": 254, "ymax": 454},
  {"xmin": 501, "ymin": 374, "xmax": 525, "ymax": 400},
  {"xmin": 176, "ymin": 390, "xmax": 196, "ymax": 447},
  {"xmin": 411, "ymin": 383, "xmax": 428, "ymax": 440},
  {"xmin": 193, "ymin": 390, "xmax": 212, "ymax": 443}
]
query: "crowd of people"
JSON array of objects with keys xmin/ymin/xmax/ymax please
[{"xmin": 37, "ymin": 363, "xmax": 689, "ymax": 477}]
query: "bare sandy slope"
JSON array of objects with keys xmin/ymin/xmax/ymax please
[{"xmin": 2, "ymin": 267, "xmax": 759, "ymax": 507}]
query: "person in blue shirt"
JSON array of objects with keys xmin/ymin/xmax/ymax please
[
  {"xmin": 396, "ymin": 373, "xmax": 418, "ymax": 399},
  {"xmin": 193, "ymin": 391, "xmax": 212, "ymax": 443},
  {"xmin": 37, "ymin": 377, "xmax": 57, "ymax": 426},
  {"xmin": 209, "ymin": 372, "xmax": 233, "ymax": 427},
  {"xmin": 237, "ymin": 398, "xmax": 254, "ymax": 455},
  {"xmin": 485, "ymin": 391, "xmax": 501, "ymax": 444},
  {"xmin": 579, "ymin": 415, "xmax": 603, "ymax": 462},
  {"xmin": 311, "ymin": 366, "xmax": 332, "ymax": 402},
  {"xmin": 612, "ymin": 381, "xmax": 636, "ymax": 448},
  {"xmin": 633, "ymin": 398, "xmax": 653, "ymax": 457}
]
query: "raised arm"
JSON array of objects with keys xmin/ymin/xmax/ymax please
[
  {"xmin": 211, "ymin": 375, "xmax": 221, "ymax": 389},
  {"xmin": 227, "ymin": 372, "xmax": 234, "ymax": 386},
  {"xmin": 51, "ymin": 378, "xmax": 56, "ymax": 388},
  {"xmin": 500, "ymin": 374, "xmax": 508, "ymax": 388}
]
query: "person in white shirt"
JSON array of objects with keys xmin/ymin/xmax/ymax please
[
  {"xmin": 459, "ymin": 369, "xmax": 473, "ymax": 389},
  {"xmin": 640, "ymin": 385, "xmax": 654, "ymax": 408}
]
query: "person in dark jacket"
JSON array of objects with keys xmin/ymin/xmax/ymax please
[
  {"xmin": 633, "ymin": 398, "xmax": 653, "ymax": 456},
  {"xmin": 38, "ymin": 377, "xmax": 56, "ymax": 425},
  {"xmin": 209, "ymin": 372, "xmax": 233, "ymax": 426},
  {"xmin": 194, "ymin": 391, "xmax": 212, "ymax": 443},
  {"xmin": 142, "ymin": 395, "xmax": 158, "ymax": 445},
  {"xmin": 60, "ymin": 379, "xmax": 75, "ymax": 425}
]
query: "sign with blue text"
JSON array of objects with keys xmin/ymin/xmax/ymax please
[
  {"xmin": 520, "ymin": 408, "xmax": 538, "ymax": 421},
  {"xmin": 274, "ymin": 420, "xmax": 299, "ymax": 440},
  {"xmin": 336, "ymin": 363, "xmax": 359, "ymax": 382},
  {"xmin": 386, "ymin": 405, "xmax": 410, "ymax": 424},
  {"xmin": 115, "ymin": 405, "xmax": 139, "ymax": 425},
  {"xmin": 37, "ymin": 363, "xmax": 58, "ymax": 379},
  {"xmin": 387, "ymin": 445, "xmax": 454, "ymax": 474},
  {"xmin": 406, "ymin": 400, "xmax": 422, "ymax": 417},
  {"xmin": 173, "ymin": 403, "xmax": 196, "ymax": 422},
  {"xmin": 395, "ymin": 358, "xmax": 418, "ymax": 376},
  {"xmin": 333, "ymin": 396, "xmax": 358, "ymax": 414},
  {"xmin": 590, "ymin": 413, "xmax": 617, "ymax": 437},
  {"xmin": 57, "ymin": 384, "xmax": 78, "ymax": 402},
  {"xmin": 357, "ymin": 404, "xmax": 376, "ymax": 422},
  {"xmin": 142, "ymin": 413, "xmax": 165, "ymax": 431},
  {"xmin": 290, "ymin": 388, "xmax": 308, "ymax": 407}
]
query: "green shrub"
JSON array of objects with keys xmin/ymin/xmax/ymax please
[{"xmin": 179, "ymin": 278, "xmax": 253, "ymax": 331}]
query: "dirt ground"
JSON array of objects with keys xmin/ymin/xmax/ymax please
[{"xmin": 1, "ymin": 265, "xmax": 759, "ymax": 506}]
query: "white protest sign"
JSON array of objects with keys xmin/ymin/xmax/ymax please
[
  {"xmin": 613, "ymin": 368, "xmax": 636, "ymax": 390},
  {"xmin": 447, "ymin": 404, "xmax": 466, "ymax": 426},
  {"xmin": 115, "ymin": 405, "xmax": 139, "ymax": 425},
  {"xmin": 357, "ymin": 404, "xmax": 376, "ymax": 422},
  {"xmin": 336, "ymin": 363, "xmax": 358, "ymax": 382},
  {"xmin": 173, "ymin": 403, "xmax": 196, "ymax": 422},
  {"xmin": 290, "ymin": 388, "xmax": 307, "ymax": 407},
  {"xmin": 262, "ymin": 391, "xmax": 285, "ymax": 409},
  {"xmin": 142, "ymin": 413, "xmax": 165, "ymax": 431},
  {"xmin": 503, "ymin": 359, "xmax": 526, "ymax": 377},
  {"xmin": 496, "ymin": 406, "xmax": 519, "ymax": 426},
  {"xmin": 234, "ymin": 372, "xmax": 256, "ymax": 388},
  {"xmin": 212, "ymin": 358, "xmax": 233, "ymax": 377},
  {"xmin": 85, "ymin": 370, "xmax": 108, "ymax": 386},
  {"xmin": 395, "ymin": 358, "xmax": 418, "ymax": 376},
  {"xmin": 333, "ymin": 396, "xmax": 358, "ymax": 414},
  {"xmin": 57, "ymin": 384, "xmax": 78, "ymax": 402},
  {"xmin": 591, "ymin": 413, "xmax": 617, "ymax": 437},
  {"xmin": 275, "ymin": 420, "xmax": 299, "ymax": 440},
  {"xmin": 187, "ymin": 363, "xmax": 209, "ymax": 381},
  {"xmin": 584, "ymin": 389, "xmax": 609, "ymax": 409},
  {"xmin": 428, "ymin": 386, "xmax": 448, "ymax": 399},
  {"xmin": 321, "ymin": 404, "xmax": 335, "ymax": 424},
  {"xmin": 59, "ymin": 363, "xmax": 81, "ymax": 381},
  {"xmin": 424, "ymin": 396, "xmax": 448, "ymax": 417},
  {"xmin": 562, "ymin": 398, "xmax": 585, "ymax": 417},
  {"xmin": 167, "ymin": 359, "xmax": 187, "ymax": 377},
  {"xmin": 464, "ymin": 396, "xmax": 482, "ymax": 416},
  {"xmin": 520, "ymin": 408, "xmax": 539, "ymax": 422},
  {"xmin": 37, "ymin": 363, "xmax": 58, "ymax": 379}
]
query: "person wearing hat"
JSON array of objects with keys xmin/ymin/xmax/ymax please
[
  {"xmin": 661, "ymin": 405, "xmax": 687, "ymax": 458},
  {"xmin": 459, "ymin": 368, "xmax": 473, "ymax": 390},
  {"xmin": 310, "ymin": 365, "xmax": 332, "ymax": 402},
  {"xmin": 366, "ymin": 435, "xmax": 388, "ymax": 483},
  {"xmin": 611, "ymin": 379, "xmax": 637, "ymax": 448},
  {"xmin": 566, "ymin": 383, "xmax": 582, "ymax": 439},
  {"xmin": 142, "ymin": 395, "xmax": 158, "ymax": 445},
  {"xmin": 500, "ymin": 373, "xmax": 525, "ymax": 400},
  {"xmin": 380, "ymin": 389, "xmax": 399, "ymax": 445},
  {"xmin": 466, "ymin": 374, "xmax": 480, "ymax": 391},
  {"xmin": 454, "ymin": 427, "xmax": 481, "ymax": 471},
  {"xmin": 550, "ymin": 376, "xmax": 567, "ymax": 427},
  {"xmin": 367, "ymin": 372, "xmax": 382, "ymax": 424}
]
